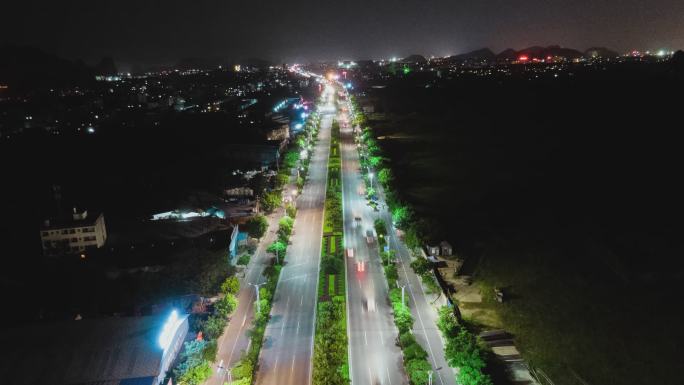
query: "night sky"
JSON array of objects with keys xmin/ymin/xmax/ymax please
[{"xmin": 2, "ymin": 0, "xmax": 683, "ymax": 66}]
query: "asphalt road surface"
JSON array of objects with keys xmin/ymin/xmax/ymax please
[
  {"xmin": 339, "ymin": 104, "xmax": 407, "ymax": 385},
  {"xmin": 208, "ymin": 206, "xmax": 286, "ymax": 385},
  {"xmin": 254, "ymin": 98, "xmax": 334, "ymax": 385},
  {"xmin": 341, "ymin": 93, "xmax": 456, "ymax": 385}
]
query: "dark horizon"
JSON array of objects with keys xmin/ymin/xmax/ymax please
[{"xmin": 2, "ymin": 0, "xmax": 683, "ymax": 69}]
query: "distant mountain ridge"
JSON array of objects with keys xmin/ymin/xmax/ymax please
[{"xmin": 443, "ymin": 45, "xmax": 620, "ymax": 64}]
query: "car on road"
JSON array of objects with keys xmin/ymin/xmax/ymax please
[
  {"xmin": 354, "ymin": 216, "xmax": 362, "ymax": 226},
  {"xmin": 346, "ymin": 248, "xmax": 354, "ymax": 258},
  {"xmin": 366, "ymin": 230, "xmax": 374, "ymax": 243},
  {"xmin": 363, "ymin": 297, "xmax": 376, "ymax": 312}
]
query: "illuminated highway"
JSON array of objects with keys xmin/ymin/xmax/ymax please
[
  {"xmin": 339, "ymin": 96, "xmax": 407, "ymax": 385},
  {"xmin": 254, "ymin": 86, "xmax": 335, "ymax": 385}
]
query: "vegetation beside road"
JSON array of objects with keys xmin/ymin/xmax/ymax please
[
  {"xmin": 313, "ymin": 119, "xmax": 349, "ymax": 385},
  {"xmin": 372, "ymin": 210, "xmax": 432, "ymax": 384},
  {"xmin": 171, "ymin": 276, "xmax": 240, "ymax": 385},
  {"xmin": 350, "ymin": 69, "xmax": 684, "ymax": 385},
  {"xmin": 229, "ymin": 204, "xmax": 296, "ymax": 385},
  {"xmin": 437, "ymin": 307, "xmax": 493, "ymax": 385},
  {"xmin": 228, "ymin": 108, "xmax": 322, "ymax": 385},
  {"xmin": 351, "ymin": 96, "xmax": 492, "ymax": 385},
  {"xmin": 172, "ymin": 111, "xmax": 320, "ymax": 385}
]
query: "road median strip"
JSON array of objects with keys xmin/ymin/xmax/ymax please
[{"xmin": 312, "ymin": 119, "xmax": 350, "ymax": 385}]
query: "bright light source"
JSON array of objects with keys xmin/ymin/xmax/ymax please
[
  {"xmin": 518, "ymin": 55, "xmax": 529, "ymax": 62},
  {"xmin": 301, "ymin": 112, "xmax": 307, "ymax": 119},
  {"xmin": 295, "ymin": 123, "xmax": 303, "ymax": 129},
  {"xmin": 159, "ymin": 310, "xmax": 183, "ymax": 350},
  {"xmin": 87, "ymin": 127, "xmax": 95, "ymax": 133}
]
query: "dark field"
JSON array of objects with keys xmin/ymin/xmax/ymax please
[{"xmin": 365, "ymin": 63, "xmax": 684, "ymax": 385}]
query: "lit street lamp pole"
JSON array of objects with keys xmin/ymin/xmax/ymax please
[
  {"xmin": 397, "ymin": 282, "xmax": 406, "ymax": 309},
  {"xmin": 249, "ymin": 282, "xmax": 266, "ymax": 314}
]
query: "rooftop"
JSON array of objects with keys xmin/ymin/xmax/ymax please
[
  {"xmin": 41, "ymin": 209, "xmax": 103, "ymax": 230},
  {"xmin": 0, "ymin": 313, "xmax": 187, "ymax": 385}
]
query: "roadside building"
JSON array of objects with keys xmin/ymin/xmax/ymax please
[
  {"xmin": 440, "ymin": 241, "xmax": 453, "ymax": 256},
  {"xmin": 426, "ymin": 244, "xmax": 440, "ymax": 257},
  {"xmin": 40, "ymin": 208, "xmax": 107, "ymax": 256},
  {"xmin": 0, "ymin": 311, "xmax": 189, "ymax": 385}
]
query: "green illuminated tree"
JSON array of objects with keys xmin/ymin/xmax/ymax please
[
  {"xmin": 177, "ymin": 360, "xmax": 212, "ymax": 385},
  {"xmin": 203, "ymin": 315, "xmax": 227, "ymax": 340},
  {"xmin": 244, "ymin": 215, "xmax": 268, "ymax": 239},
  {"xmin": 260, "ymin": 190, "xmax": 282, "ymax": 213},
  {"xmin": 278, "ymin": 215, "xmax": 294, "ymax": 239},
  {"xmin": 215, "ymin": 293, "xmax": 238, "ymax": 318},
  {"xmin": 378, "ymin": 168, "xmax": 393, "ymax": 186},
  {"xmin": 267, "ymin": 240, "xmax": 287, "ymax": 262},
  {"xmin": 286, "ymin": 203, "xmax": 297, "ymax": 218},
  {"xmin": 406, "ymin": 359, "xmax": 431, "ymax": 385},
  {"xmin": 221, "ymin": 276, "xmax": 240, "ymax": 295}
]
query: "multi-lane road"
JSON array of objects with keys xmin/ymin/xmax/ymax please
[
  {"xmin": 208, "ymin": 202, "xmax": 285, "ymax": 385},
  {"xmin": 339, "ymin": 104, "xmax": 407, "ymax": 385},
  {"xmin": 248, "ymin": 81, "xmax": 455, "ymax": 385},
  {"xmin": 339, "ymin": 88, "xmax": 456, "ymax": 385},
  {"xmin": 254, "ymin": 89, "xmax": 335, "ymax": 385}
]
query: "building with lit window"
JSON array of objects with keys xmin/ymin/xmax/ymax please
[
  {"xmin": 40, "ymin": 208, "xmax": 107, "ymax": 256},
  {"xmin": 0, "ymin": 311, "xmax": 189, "ymax": 385}
]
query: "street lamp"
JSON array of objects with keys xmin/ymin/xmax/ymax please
[
  {"xmin": 397, "ymin": 282, "xmax": 406, "ymax": 309},
  {"xmin": 249, "ymin": 282, "xmax": 267, "ymax": 314}
]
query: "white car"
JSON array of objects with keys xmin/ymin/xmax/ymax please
[{"xmin": 346, "ymin": 248, "xmax": 354, "ymax": 258}]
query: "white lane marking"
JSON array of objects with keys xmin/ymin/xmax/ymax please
[
  {"xmin": 379, "ymin": 329, "xmax": 384, "ymax": 345},
  {"xmin": 274, "ymin": 357, "xmax": 279, "ymax": 372},
  {"xmin": 387, "ymin": 367, "xmax": 393, "ymax": 385},
  {"xmin": 241, "ymin": 314, "xmax": 247, "ymax": 327},
  {"xmin": 368, "ymin": 367, "xmax": 373, "ymax": 384},
  {"xmin": 291, "ymin": 356, "xmax": 296, "ymax": 374},
  {"xmin": 279, "ymin": 274, "xmax": 309, "ymax": 283},
  {"xmin": 392, "ymin": 232, "xmax": 448, "ymax": 385},
  {"xmin": 286, "ymin": 296, "xmax": 290, "ymax": 308},
  {"xmin": 297, "ymin": 321, "xmax": 300, "ymax": 334},
  {"xmin": 281, "ymin": 319, "xmax": 286, "ymax": 336},
  {"xmin": 364, "ymin": 331, "xmax": 368, "ymax": 345},
  {"xmin": 300, "ymin": 295, "xmax": 304, "ymax": 306}
]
